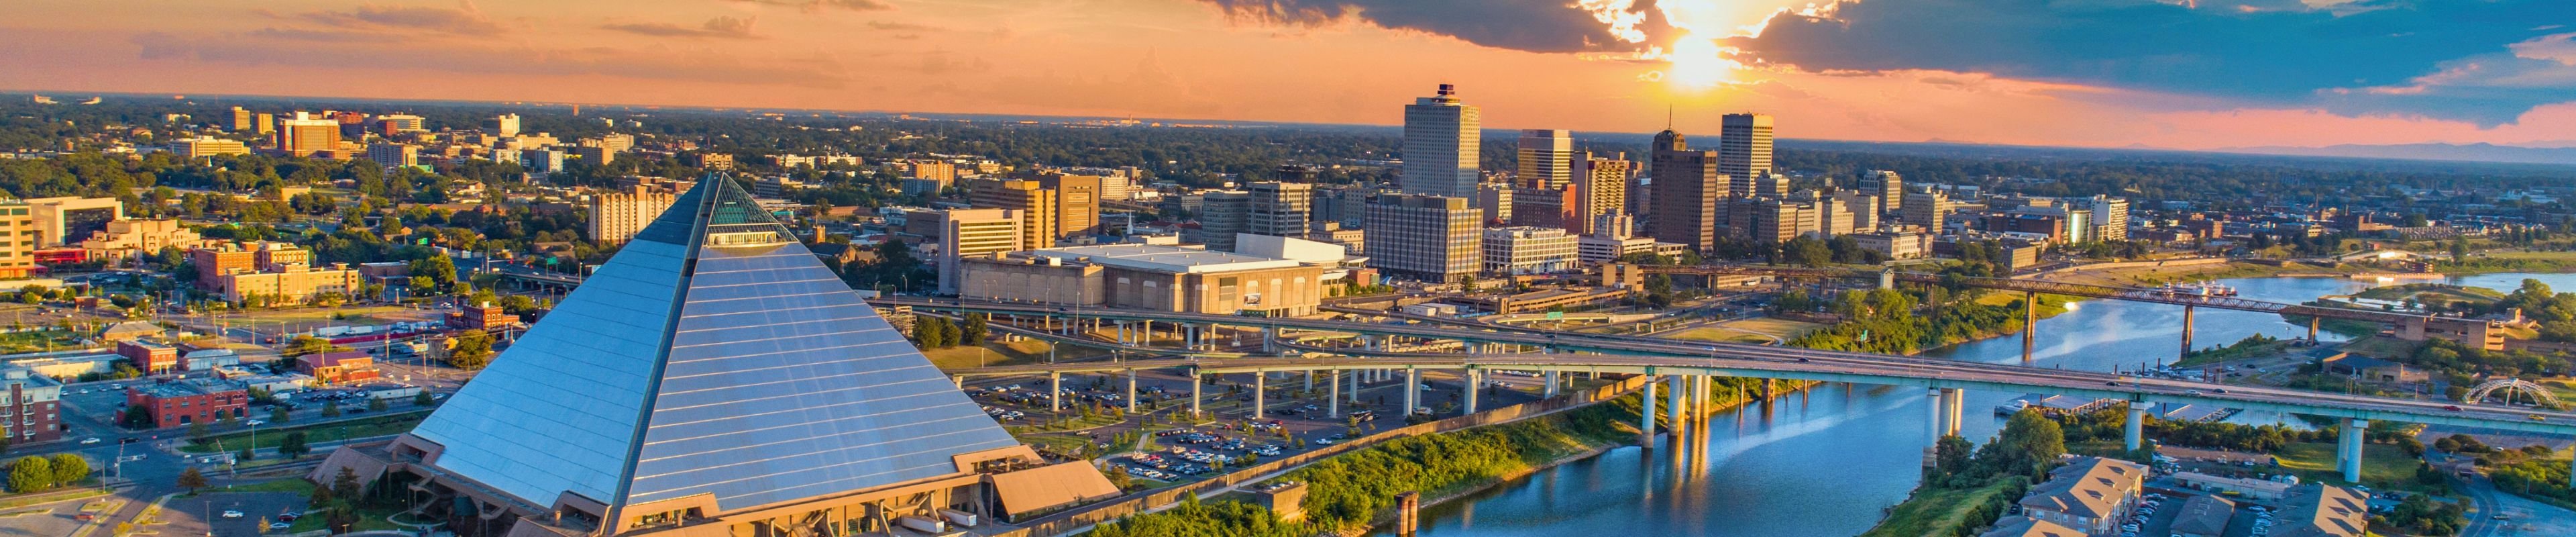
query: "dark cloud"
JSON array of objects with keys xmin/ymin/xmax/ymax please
[
  {"xmin": 729, "ymin": 0, "xmax": 894, "ymax": 13},
  {"xmin": 301, "ymin": 3, "xmax": 505, "ymax": 36},
  {"xmin": 602, "ymin": 16, "xmax": 761, "ymax": 39},
  {"xmin": 1733, "ymin": 0, "xmax": 2576, "ymax": 125},
  {"xmin": 1192, "ymin": 0, "xmax": 1650, "ymax": 53}
]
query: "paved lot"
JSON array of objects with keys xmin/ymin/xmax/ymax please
[{"xmin": 164, "ymin": 491, "xmax": 307, "ymax": 537}]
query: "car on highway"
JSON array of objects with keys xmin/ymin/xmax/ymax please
[
  {"xmin": 78, "ymin": 437, "xmax": 99, "ymax": 444},
  {"xmin": 2445, "ymin": 405, "xmax": 2463, "ymax": 411},
  {"xmin": 221, "ymin": 510, "xmax": 244, "ymax": 518}
]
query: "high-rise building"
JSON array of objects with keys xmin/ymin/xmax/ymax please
[
  {"xmin": 1186, "ymin": 191, "xmax": 1248, "ymax": 251},
  {"xmin": 1509, "ymin": 184, "xmax": 1575, "ymax": 230},
  {"xmin": 24, "ymin": 197, "xmax": 120, "ymax": 247},
  {"xmin": 1720, "ymin": 113, "xmax": 1776, "ymax": 195},
  {"xmin": 0, "ymin": 366, "xmax": 62, "ymax": 444},
  {"xmin": 1246, "ymin": 181, "xmax": 1312, "ymax": 239},
  {"xmin": 229, "ymin": 107, "xmax": 252, "ymax": 132},
  {"xmin": 1483, "ymin": 226, "xmax": 1579, "ymax": 275},
  {"xmin": 521, "ymin": 148, "xmax": 565, "ymax": 174},
  {"xmin": 2084, "ymin": 195, "xmax": 2131, "ymax": 242},
  {"xmin": 310, "ymin": 181, "xmax": 1112, "ymax": 536},
  {"xmin": 1903, "ymin": 188, "xmax": 1953, "ymax": 232},
  {"xmin": 1474, "ymin": 183, "xmax": 1514, "ymax": 225},
  {"xmin": 1729, "ymin": 197, "xmax": 1817, "ymax": 243},
  {"xmin": 169, "ymin": 136, "xmax": 250, "ymax": 158},
  {"xmin": 929, "ymin": 208, "xmax": 1025, "ymax": 295},
  {"xmin": 1821, "ymin": 191, "xmax": 1878, "ymax": 236},
  {"xmin": 1035, "ymin": 172, "xmax": 1101, "ymax": 237},
  {"xmin": 1574, "ymin": 154, "xmax": 1633, "ymax": 236},
  {"xmin": 1516, "ymin": 129, "xmax": 1574, "ymax": 189},
  {"xmin": 482, "ymin": 113, "xmax": 521, "ymax": 137},
  {"xmin": 1647, "ymin": 130, "xmax": 1725, "ymax": 252},
  {"xmin": 366, "ymin": 143, "xmax": 419, "ymax": 169},
  {"xmin": 969, "ymin": 179, "xmax": 1059, "ymax": 248},
  {"xmin": 253, "ymin": 112, "xmax": 274, "ymax": 135},
  {"xmin": 586, "ymin": 185, "xmax": 678, "ymax": 244},
  {"xmin": 275, "ymin": 112, "xmax": 341, "ymax": 157},
  {"xmin": 0, "ymin": 201, "xmax": 35, "ymax": 278},
  {"xmin": 1401, "ymin": 84, "xmax": 1479, "ymax": 197},
  {"xmin": 1362, "ymin": 194, "xmax": 1482, "ymax": 283},
  {"xmin": 374, "ymin": 113, "xmax": 427, "ymax": 136},
  {"xmin": 1858, "ymin": 170, "xmax": 1903, "ymax": 219}
]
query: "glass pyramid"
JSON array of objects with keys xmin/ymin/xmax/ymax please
[{"xmin": 407, "ymin": 177, "xmax": 1019, "ymax": 514}]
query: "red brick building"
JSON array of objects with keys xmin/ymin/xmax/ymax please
[
  {"xmin": 301, "ymin": 351, "xmax": 382, "ymax": 385},
  {"xmin": 446, "ymin": 302, "xmax": 519, "ymax": 330},
  {"xmin": 125, "ymin": 378, "xmax": 248, "ymax": 428},
  {"xmin": 116, "ymin": 340, "xmax": 177, "ymax": 374},
  {"xmin": 2, "ymin": 366, "xmax": 63, "ymax": 442}
]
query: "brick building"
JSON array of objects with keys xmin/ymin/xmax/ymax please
[
  {"xmin": 125, "ymin": 378, "xmax": 249, "ymax": 428},
  {"xmin": 117, "ymin": 340, "xmax": 178, "ymax": 374},
  {"xmin": 301, "ymin": 351, "xmax": 382, "ymax": 385},
  {"xmin": 1, "ymin": 366, "xmax": 63, "ymax": 442}
]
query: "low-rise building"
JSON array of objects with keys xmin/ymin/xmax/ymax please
[
  {"xmin": 80, "ymin": 219, "xmax": 208, "ymax": 263},
  {"xmin": 0, "ymin": 366, "xmax": 63, "ymax": 443},
  {"xmin": 117, "ymin": 340, "xmax": 178, "ymax": 374},
  {"xmin": 125, "ymin": 378, "xmax": 249, "ymax": 428},
  {"xmin": 1851, "ymin": 231, "xmax": 1931, "ymax": 260},
  {"xmin": 2171, "ymin": 471, "xmax": 2292, "ymax": 501},
  {"xmin": 178, "ymin": 348, "xmax": 241, "ymax": 372},
  {"xmin": 1978, "ymin": 518, "xmax": 2086, "ymax": 537},
  {"xmin": 2169, "ymin": 495, "xmax": 2237, "ymax": 537},
  {"xmin": 959, "ymin": 243, "xmax": 1325, "ymax": 316},
  {"xmin": 2271, "ymin": 484, "xmax": 2369, "ymax": 537},
  {"xmin": 1482, "ymin": 227, "xmax": 1579, "ymax": 275},
  {"xmin": 2321, "ymin": 354, "xmax": 2429, "ymax": 383},
  {"xmin": 217, "ymin": 263, "xmax": 366, "ymax": 303},
  {"xmin": 2017, "ymin": 456, "xmax": 2148, "ymax": 534},
  {"xmin": 301, "ymin": 351, "xmax": 383, "ymax": 385}
]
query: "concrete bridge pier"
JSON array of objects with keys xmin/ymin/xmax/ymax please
[
  {"xmin": 1329, "ymin": 371, "xmax": 1341, "ymax": 418},
  {"xmin": 2022, "ymin": 291, "xmax": 2038, "ymax": 362},
  {"xmin": 1049, "ymin": 371, "xmax": 1063, "ymax": 412},
  {"xmin": 2308, "ymin": 316, "xmax": 2321, "ymax": 344},
  {"xmin": 1126, "ymin": 369, "xmax": 1138, "ymax": 413},
  {"xmin": 1939, "ymin": 388, "xmax": 1964, "ymax": 437},
  {"xmin": 1189, "ymin": 369, "xmax": 1202, "ymax": 418},
  {"xmin": 2125, "ymin": 403, "xmax": 2145, "ymax": 452},
  {"xmin": 2180, "ymin": 305, "xmax": 2196, "ymax": 360},
  {"xmin": 1253, "ymin": 374, "xmax": 1267, "ymax": 420},
  {"xmin": 1464, "ymin": 370, "xmax": 1482, "ymax": 413},
  {"xmin": 2338, "ymin": 418, "xmax": 2368, "ymax": 483},
  {"xmin": 1925, "ymin": 389, "xmax": 1945, "ymax": 445},
  {"xmin": 1700, "ymin": 376, "xmax": 1717, "ymax": 418},
  {"xmin": 1349, "ymin": 367, "xmax": 1362, "ymax": 403},
  {"xmin": 1403, "ymin": 368, "xmax": 1422, "ymax": 416},
  {"xmin": 1666, "ymin": 375, "xmax": 1686, "ymax": 435},
  {"xmin": 1640, "ymin": 375, "xmax": 1659, "ymax": 446},
  {"xmin": 1543, "ymin": 371, "xmax": 1560, "ymax": 397},
  {"xmin": 1263, "ymin": 326, "xmax": 1278, "ymax": 352}
]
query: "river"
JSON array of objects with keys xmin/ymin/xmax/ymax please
[{"xmin": 1379, "ymin": 272, "xmax": 2576, "ymax": 537}]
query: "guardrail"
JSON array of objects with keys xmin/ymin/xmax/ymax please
[{"xmin": 1007, "ymin": 375, "xmax": 1651, "ymax": 536}]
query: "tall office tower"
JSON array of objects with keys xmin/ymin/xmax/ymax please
[
  {"xmin": 1515, "ymin": 129, "xmax": 1574, "ymax": 189},
  {"xmin": 0, "ymin": 201, "xmax": 30, "ymax": 279},
  {"xmin": 229, "ymin": 107, "xmax": 252, "ymax": 132},
  {"xmin": 2084, "ymin": 195, "xmax": 2131, "ymax": 242},
  {"xmin": 1401, "ymin": 84, "xmax": 1479, "ymax": 197},
  {"xmin": 254, "ymin": 113, "xmax": 275, "ymax": 135},
  {"xmin": 1573, "ymin": 153, "xmax": 1633, "ymax": 235},
  {"xmin": 1647, "ymin": 130, "xmax": 1725, "ymax": 252},
  {"xmin": 333, "ymin": 181, "xmax": 1109, "ymax": 537},
  {"xmin": 1312, "ymin": 186, "xmax": 1375, "ymax": 228},
  {"xmin": 1902, "ymin": 188, "xmax": 1952, "ymax": 232},
  {"xmin": 1858, "ymin": 170, "xmax": 1904, "ymax": 219},
  {"xmin": 1362, "ymin": 194, "xmax": 1483, "ymax": 283},
  {"xmin": 1035, "ymin": 172, "xmax": 1101, "ymax": 236},
  {"xmin": 1187, "ymin": 190, "xmax": 1250, "ymax": 251},
  {"xmin": 275, "ymin": 112, "xmax": 341, "ymax": 157},
  {"xmin": 969, "ymin": 179, "xmax": 1059, "ymax": 248},
  {"xmin": 585, "ymin": 185, "xmax": 678, "ymax": 244},
  {"xmin": 1474, "ymin": 183, "xmax": 1514, "ymax": 225},
  {"xmin": 1509, "ymin": 184, "xmax": 1575, "ymax": 229},
  {"xmin": 1097, "ymin": 173, "xmax": 1131, "ymax": 201},
  {"xmin": 1246, "ymin": 181, "xmax": 1312, "ymax": 239},
  {"xmin": 366, "ymin": 143, "xmax": 419, "ymax": 169},
  {"xmin": 482, "ymin": 113, "xmax": 521, "ymax": 137},
  {"xmin": 1721, "ymin": 113, "xmax": 1776, "ymax": 195},
  {"xmin": 928, "ymin": 208, "xmax": 1025, "ymax": 295}
]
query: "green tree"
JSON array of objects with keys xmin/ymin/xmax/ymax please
[
  {"xmin": 8, "ymin": 456, "xmax": 52, "ymax": 493},
  {"xmin": 368, "ymin": 397, "xmax": 388, "ymax": 411},
  {"xmin": 447, "ymin": 330, "xmax": 495, "ymax": 370},
  {"xmin": 47, "ymin": 454, "xmax": 87, "ymax": 487},
  {"xmin": 278, "ymin": 432, "xmax": 311, "ymax": 458},
  {"xmin": 186, "ymin": 422, "xmax": 211, "ymax": 443},
  {"xmin": 174, "ymin": 467, "xmax": 206, "ymax": 494},
  {"xmin": 270, "ymin": 406, "xmax": 291, "ymax": 424},
  {"xmin": 320, "ymin": 403, "xmax": 342, "ymax": 418},
  {"xmin": 413, "ymin": 390, "xmax": 435, "ymax": 407}
]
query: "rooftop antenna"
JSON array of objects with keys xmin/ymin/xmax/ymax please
[{"xmin": 1666, "ymin": 104, "xmax": 1674, "ymax": 130}]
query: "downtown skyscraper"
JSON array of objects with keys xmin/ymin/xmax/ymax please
[
  {"xmin": 1721, "ymin": 113, "xmax": 1778, "ymax": 195},
  {"xmin": 1648, "ymin": 130, "xmax": 1724, "ymax": 252},
  {"xmin": 1401, "ymin": 84, "xmax": 1480, "ymax": 197}
]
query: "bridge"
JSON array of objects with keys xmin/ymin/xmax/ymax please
[
  {"xmin": 1609, "ymin": 264, "xmax": 2459, "ymax": 361},
  {"xmin": 873, "ymin": 297, "xmax": 2576, "ymax": 487}
]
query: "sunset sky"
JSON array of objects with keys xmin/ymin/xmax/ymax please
[{"xmin": 3, "ymin": 0, "xmax": 2571, "ymax": 150}]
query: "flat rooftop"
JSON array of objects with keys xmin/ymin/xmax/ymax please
[{"xmin": 1026, "ymin": 244, "xmax": 1303, "ymax": 273}]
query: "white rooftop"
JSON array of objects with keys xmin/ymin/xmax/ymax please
[{"xmin": 1026, "ymin": 243, "xmax": 1303, "ymax": 273}]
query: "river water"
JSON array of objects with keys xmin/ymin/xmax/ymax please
[{"xmin": 1381, "ymin": 272, "xmax": 2576, "ymax": 537}]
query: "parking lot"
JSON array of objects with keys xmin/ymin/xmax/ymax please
[{"xmin": 162, "ymin": 491, "xmax": 308, "ymax": 537}]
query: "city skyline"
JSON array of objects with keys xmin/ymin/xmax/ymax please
[{"xmin": 3, "ymin": 0, "xmax": 2571, "ymax": 152}]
